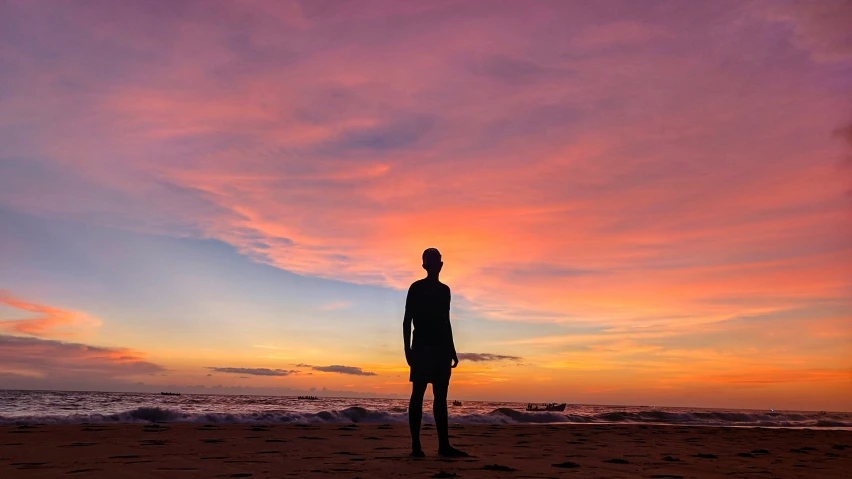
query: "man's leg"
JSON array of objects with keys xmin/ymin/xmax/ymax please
[
  {"xmin": 409, "ymin": 381, "xmax": 427, "ymax": 457},
  {"xmin": 433, "ymin": 381, "xmax": 468, "ymax": 457},
  {"xmin": 432, "ymin": 380, "xmax": 449, "ymax": 448}
]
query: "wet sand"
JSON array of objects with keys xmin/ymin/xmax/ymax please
[{"xmin": 1, "ymin": 423, "xmax": 849, "ymax": 478}]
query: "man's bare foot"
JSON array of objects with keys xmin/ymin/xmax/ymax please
[
  {"xmin": 438, "ymin": 445, "xmax": 469, "ymax": 457},
  {"xmin": 410, "ymin": 449, "xmax": 425, "ymax": 458}
]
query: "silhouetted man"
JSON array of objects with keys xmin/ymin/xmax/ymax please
[{"xmin": 403, "ymin": 248, "xmax": 468, "ymax": 457}]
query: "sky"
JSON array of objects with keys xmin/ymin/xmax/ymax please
[{"xmin": 0, "ymin": 0, "xmax": 850, "ymax": 411}]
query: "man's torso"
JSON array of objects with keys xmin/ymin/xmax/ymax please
[{"xmin": 406, "ymin": 279, "xmax": 451, "ymax": 354}]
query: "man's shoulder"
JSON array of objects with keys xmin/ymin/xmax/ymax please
[
  {"xmin": 408, "ymin": 279, "xmax": 450, "ymax": 292},
  {"xmin": 408, "ymin": 279, "xmax": 426, "ymax": 294}
]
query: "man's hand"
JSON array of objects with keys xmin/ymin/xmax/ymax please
[
  {"xmin": 451, "ymin": 353, "xmax": 459, "ymax": 369},
  {"xmin": 405, "ymin": 348, "xmax": 413, "ymax": 367}
]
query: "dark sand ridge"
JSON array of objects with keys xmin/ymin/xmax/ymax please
[{"xmin": 1, "ymin": 423, "xmax": 849, "ymax": 478}]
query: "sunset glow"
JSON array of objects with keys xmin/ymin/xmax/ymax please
[{"xmin": 1, "ymin": 0, "xmax": 850, "ymax": 411}]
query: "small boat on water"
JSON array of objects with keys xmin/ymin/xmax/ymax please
[
  {"xmin": 160, "ymin": 392, "xmax": 180, "ymax": 396},
  {"xmin": 452, "ymin": 400, "xmax": 462, "ymax": 406},
  {"xmin": 298, "ymin": 395, "xmax": 318, "ymax": 400},
  {"xmin": 526, "ymin": 402, "xmax": 566, "ymax": 412}
]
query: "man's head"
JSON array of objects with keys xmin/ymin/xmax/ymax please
[{"xmin": 422, "ymin": 247, "xmax": 443, "ymax": 275}]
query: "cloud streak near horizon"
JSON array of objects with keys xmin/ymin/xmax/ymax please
[
  {"xmin": 0, "ymin": 0, "xmax": 849, "ymax": 409},
  {"xmin": 296, "ymin": 364, "xmax": 377, "ymax": 376},
  {"xmin": 458, "ymin": 353, "xmax": 522, "ymax": 362},
  {"xmin": 207, "ymin": 367, "xmax": 298, "ymax": 377}
]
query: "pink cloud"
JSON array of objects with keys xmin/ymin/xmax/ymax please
[
  {"xmin": 0, "ymin": 1, "xmax": 849, "ymax": 337},
  {"xmin": 0, "ymin": 334, "xmax": 164, "ymax": 379},
  {"xmin": 765, "ymin": 0, "xmax": 852, "ymax": 62}
]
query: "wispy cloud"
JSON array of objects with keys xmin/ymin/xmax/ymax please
[
  {"xmin": 316, "ymin": 301, "xmax": 352, "ymax": 311},
  {"xmin": 206, "ymin": 367, "xmax": 298, "ymax": 377},
  {"xmin": 0, "ymin": 290, "xmax": 100, "ymax": 337},
  {"xmin": 764, "ymin": 0, "xmax": 852, "ymax": 62},
  {"xmin": 458, "ymin": 353, "xmax": 522, "ymax": 362},
  {"xmin": 297, "ymin": 364, "xmax": 377, "ymax": 376}
]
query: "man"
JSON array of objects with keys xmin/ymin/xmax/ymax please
[{"xmin": 403, "ymin": 247, "xmax": 468, "ymax": 458}]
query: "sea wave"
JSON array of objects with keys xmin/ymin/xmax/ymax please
[{"xmin": 1, "ymin": 406, "xmax": 849, "ymax": 427}]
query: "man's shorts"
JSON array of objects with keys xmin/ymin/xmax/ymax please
[{"xmin": 409, "ymin": 346, "xmax": 452, "ymax": 386}]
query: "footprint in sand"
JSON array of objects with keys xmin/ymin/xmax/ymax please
[
  {"xmin": 604, "ymin": 458, "xmax": 629, "ymax": 464},
  {"xmin": 143, "ymin": 426, "xmax": 170, "ymax": 433},
  {"xmin": 431, "ymin": 472, "xmax": 459, "ymax": 478},
  {"xmin": 140, "ymin": 439, "xmax": 167, "ymax": 446},
  {"xmin": 14, "ymin": 463, "xmax": 55, "ymax": 470},
  {"xmin": 552, "ymin": 461, "xmax": 580, "ymax": 468},
  {"xmin": 483, "ymin": 464, "xmax": 516, "ymax": 471},
  {"xmin": 197, "ymin": 426, "xmax": 223, "ymax": 431}
]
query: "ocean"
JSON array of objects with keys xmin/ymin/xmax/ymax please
[{"xmin": 1, "ymin": 390, "xmax": 848, "ymax": 428}]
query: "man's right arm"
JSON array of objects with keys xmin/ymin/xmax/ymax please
[{"xmin": 403, "ymin": 288, "xmax": 413, "ymax": 365}]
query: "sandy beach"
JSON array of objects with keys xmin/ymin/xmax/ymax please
[{"xmin": 1, "ymin": 423, "xmax": 849, "ymax": 478}]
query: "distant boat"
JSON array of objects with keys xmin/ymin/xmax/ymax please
[
  {"xmin": 452, "ymin": 400, "xmax": 462, "ymax": 406},
  {"xmin": 160, "ymin": 392, "xmax": 180, "ymax": 396},
  {"xmin": 526, "ymin": 403, "xmax": 566, "ymax": 412},
  {"xmin": 297, "ymin": 395, "xmax": 318, "ymax": 400}
]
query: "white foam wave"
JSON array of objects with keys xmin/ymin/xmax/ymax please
[{"xmin": 1, "ymin": 406, "xmax": 848, "ymax": 427}]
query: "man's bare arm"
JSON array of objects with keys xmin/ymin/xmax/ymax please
[
  {"xmin": 448, "ymin": 287, "xmax": 458, "ymax": 368},
  {"xmin": 403, "ymin": 311, "xmax": 413, "ymax": 366},
  {"xmin": 403, "ymin": 312, "xmax": 413, "ymax": 352},
  {"xmin": 448, "ymin": 319, "xmax": 459, "ymax": 368}
]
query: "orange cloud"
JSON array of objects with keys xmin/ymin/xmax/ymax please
[{"xmin": 0, "ymin": 290, "xmax": 100, "ymax": 337}]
